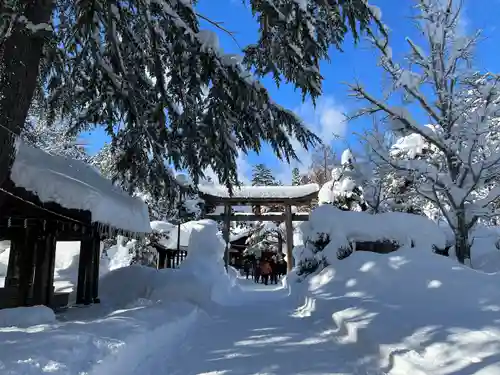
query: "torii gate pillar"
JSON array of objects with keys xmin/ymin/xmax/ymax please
[
  {"xmin": 223, "ymin": 203, "xmax": 231, "ymax": 269},
  {"xmin": 284, "ymin": 204, "xmax": 294, "ymax": 272}
]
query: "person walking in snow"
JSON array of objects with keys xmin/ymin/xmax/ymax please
[
  {"xmin": 253, "ymin": 260, "xmax": 261, "ymax": 283},
  {"xmin": 260, "ymin": 259, "xmax": 272, "ymax": 285},
  {"xmin": 243, "ymin": 260, "xmax": 251, "ymax": 279},
  {"xmin": 269, "ymin": 257, "xmax": 278, "ymax": 284}
]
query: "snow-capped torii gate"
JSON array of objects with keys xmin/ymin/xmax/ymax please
[{"xmin": 198, "ymin": 184, "xmax": 320, "ymax": 272}]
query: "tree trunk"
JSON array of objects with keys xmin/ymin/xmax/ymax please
[
  {"xmin": 454, "ymin": 207, "xmax": 470, "ymax": 264},
  {"xmin": 0, "ymin": 1, "xmax": 53, "ymax": 203}
]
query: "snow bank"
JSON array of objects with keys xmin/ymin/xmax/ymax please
[
  {"xmin": 0, "ymin": 297, "xmax": 200, "ymax": 375},
  {"xmin": 179, "ymin": 219, "xmax": 240, "ymax": 304},
  {"xmin": 99, "ymin": 221, "xmax": 241, "ymax": 310},
  {"xmin": 0, "ymin": 306, "xmax": 55, "ymax": 328},
  {"xmin": 433, "ymin": 223, "xmax": 500, "ymax": 273},
  {"xmin": 0, "ymin": 263, "xmax": 212, "ymax": 375},
  {"xmin": 295, "ymin": 205, "xmax": 446, "ymax": 267},
  {"xmin": 297, "ymin": 249, "xmax": 500, "ymax": 374},
  {"xmin": 469, "ymin": 226, "xmax": 500, "ymax": 273},
  {"xmin": 198, "ymin": 182, "xmax": 319, "ymax": 199},
  {"xmin": 11, "ymin": 140, "xmax": 151, "ymax": 234}
]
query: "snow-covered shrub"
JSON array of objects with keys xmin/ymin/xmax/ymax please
[{"xmin": 293, "ymin": 205, "xmax": 447, "ymax": 277}]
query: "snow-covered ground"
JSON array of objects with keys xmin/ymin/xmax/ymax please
[
  {"xmin": 0, "ymin": 219, "xmax": 243, "ymax": 374},
  {"xmin": 2, "ymin": 214, "xmax": 500, "ymax": 374}
]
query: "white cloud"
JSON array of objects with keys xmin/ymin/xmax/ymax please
[
  {"xmin": 276, "ymin": 95, "xmax": 347, "ymax": 184},
  {"xmin": 203, "ymin": 96, "xmax": 346, "ymax": 186},
  {"xmin": 203, "ymin": 151, "xmax": 252, "ymax": 185}
]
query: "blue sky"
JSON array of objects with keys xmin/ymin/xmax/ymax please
[{"xmin": 83, "ymin": 0, "xmax": 500, "ymax": 185}]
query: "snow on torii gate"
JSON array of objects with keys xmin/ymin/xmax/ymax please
[{"xmin": 198, "ymin": 183, "xmax": 320, "ymax": 272}]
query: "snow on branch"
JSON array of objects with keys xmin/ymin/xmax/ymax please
[{"xmin": 349, "ymin": 0, "xmax": 500, "ymax": 263}]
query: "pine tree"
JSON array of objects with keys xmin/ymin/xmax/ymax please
[
  {"xmin": 291, "ymin": 167, "xmax": 301, "ymax": 186},
  {"xmin": 251, "ymin": 164, "xmax": 279, "ymax": 186},
  {"xmin": 0, "ymin": 0, "xmax": 375, "ymax": 206},
  {"xmin": 22, "ymin": 115, "xmax": 89, "ymax": 161}
]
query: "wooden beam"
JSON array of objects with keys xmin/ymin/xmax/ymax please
[
  {"xmin": 223, "ymin": 203, "xmax": 231, "ymax": 269},
  {"xmin": 205, "ymin": 213, "xmax": 310, "ymax": 222},
  {"xmin": 284, "ymin": 205, "xmax": 294, "ymax": 273},
  {"xmin": 199, "ymin": 191, "xmax": 318, "ymax": 206}
]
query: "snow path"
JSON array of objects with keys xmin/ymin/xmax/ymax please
[{"xmin": 162, "ymin": 279, "xmax": 383, "ymax": 375}]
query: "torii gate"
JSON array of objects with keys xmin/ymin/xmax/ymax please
[{"xmin": 199, "ymin": 183, "xmax": 319, "ymax": 272}]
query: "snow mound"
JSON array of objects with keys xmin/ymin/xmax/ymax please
[
  {"xmin": 298, "ymin": 249, "xmax": 500, "ymax": 374},
  {"xmin": 296, "ymin": 205, "xmax": 446, "ymax": 266},
  {"xmin": 99, "ymin": 222, "xmax": 241, "ymax": 312},
  {"xmin": 98, "ymin": 265, "xmax": 214, "ymax": 311},
  {"xmin": 179, "ymin": 219, "xmax": 241, "ymax": 304},
  {"xmin": 0, "ymin": 306, "xmax": 55, "ymax": 328},
  {"xmin": 11, "ymin": 140, "xmax": 151, "ymax": 234}
]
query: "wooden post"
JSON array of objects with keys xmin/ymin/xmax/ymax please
[
  {"xmin": 284, "ymin": 205, "xmax": 294, "ymax": 273},
  {"xmin": 5, "ymin": 239, "xmax": 20, "ymax": 287},
  {"xmin": 17, "ymin": 229, "xmax": 38, "ymax": 306},
  {"xmin": 84, "ymin": 236, "xmax": 99, "ymax": 305},
  {"xmin": 91, "ymin": 237, "xmax": 101, "ymax": 303},
  {"xmin": 223, "ymin": 203, "xmax": 231, "ymax": 269},
  {"xmin": 76, "ymin": 239, "xmax": 88, "ymax": 304},
  {"xmin": 277, "ymin": 232, "xmax": 283, "ymax": 256},
  {"xmin": 157, "ymin": 250, "xmax": 166, "ymax": 269},
  {"xmin": 166, "ymin": 250, "xmax": 173, "ymax": 268},
  {"xmin": 45, "ymin": 234, "xmax": 57, "ymax": 307},
  {"xmin": 33, "ymin": 236, "xmax": 49, "ymax": 305}
]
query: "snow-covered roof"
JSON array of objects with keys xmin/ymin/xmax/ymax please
[
  {"xmin": 198, "ymin": 183, "xmax": 320, "ymax": 200},
  {"xmin": 10, "ymin": 140, "xmax": 151, "ymax": 234},
  {"xmin": 230, "ymin": 227, "xmax": 253, "ymax": 242},
  {"xmin": 150, "ymin": 221, "xmax": 176, "ymax": 234},
  {"xmin": 159, "ymin": 221, "xmax": 201, "ymax": 249}
]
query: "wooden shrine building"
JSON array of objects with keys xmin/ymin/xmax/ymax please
[
  {"xmin": 198, "ymin": 183, "xmax": 319, "ymax": 272},
  {"xmin": 0, "ymin": 140, "xmax": 151, "ymax": 310}
]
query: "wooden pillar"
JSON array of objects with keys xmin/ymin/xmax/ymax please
[
  {"xmin": 277, "ymin": 232, "xmax": 283, "ymax": 256},
  {"xmin": 91, "ymin": 237, "xmax": 100, "ymax": 303},
  {"xmin": 76, "ymin": 239, "xmax": 88, "ymax": 304},
  {"xmin": 84, "ymin": 236, "xmax": 99, "ymax": 305},
  {"xmin": 17, "ymin": 229, "xmax": 38, "ymax": 306},
  {"xmin": 157, "ymin": 250, "xmax": 166, "ymax": 269},
  {"xmin": 166, "ymin": 250, "xmax": 173, "ymax": 268},
  {"xmin": 45, "ymin": 234, "xmax": 57, "ymax": 307},
  {"xmin": 223, "ymin": 203, "xmax": 231, "ymax": 269},
  {"xmin": 284, "ymin": 204, "xmax": 294, "ymax": 273},
  {"xmin": 5, "ymin": 239, "xmax": 21, "ymax": 287},
  {"xmin": 33, "ymin": 236, "xmax": 49, "ymax": 305}
]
